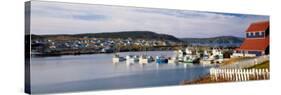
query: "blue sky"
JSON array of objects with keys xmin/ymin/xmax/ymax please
[{"xmin": 30, "ymin": 1, "xmax": 269, "ymax": 38}]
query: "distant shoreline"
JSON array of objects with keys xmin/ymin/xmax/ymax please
[{"xmin": 31, "ymin": 49, "xmax": 175, "ymax": 57}]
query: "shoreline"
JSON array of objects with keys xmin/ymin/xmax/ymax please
[
  {"xmin": 181, "ymin": 58, "xmax": 270, "ymax": 85},
  {"xmin": 31, "ymin": 50, "xmax": 175, "ymax": 57}
]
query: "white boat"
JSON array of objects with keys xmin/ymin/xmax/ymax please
[
  {"xmin": 139, "ymin": 55, "xmax": 154, "ymax": 64},
  {"xmin": 112, "ymin": 54, "xmax": 125, "ymax": 63},
  {"xmin": 185, "ymin": 47, "xmax": 192, "ymax": 55},
  {"xmin": 177, "ymin": 50, "xmax": 185, "ymax": 58},
  {"xmin": 168, "ymin": 57, "xmax": 178, "ymax": 64},
  {"xmin": 176, "ymin": 47, "xmax": 199, "ymax": 64},
  {"xmin": 202, "ymin": 50, "xmax": 210, "ymax": 59},
  {"xmin": 199, "ymin": 50, "xmax": 212, "ymax": 64},
  {"xmin": 183, "ymin": 55, "xmax": 193, "ymax": 63},
  {"xmin": 126, "ymin": 55, "xmax": 139, "ymax": 64},
  {"xmin": 200, "ymin": 49, "xmax": 224, "ymax": 64},
  {"xmin": 212, "ymin": 49, "xmax": 224, "ymax": 64}
]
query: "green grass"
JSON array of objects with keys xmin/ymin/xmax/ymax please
[
  {"xmin": 222, "ymin": 57, "xmax": 255, "ymax": 66},
  {"xmin": 247, "ymin": 60, "xmax": 269, "ymax": 69}
]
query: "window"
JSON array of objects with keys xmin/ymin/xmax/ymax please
[
  {"xmin": 259, "ymin": 32, "xmax": 262, "ymax": 36},
  {"xmin": 255, "ymin": 32, "xmax": 259, "ymax": 36},
  {"xmin": 252, "ymin": 32, "xmax": 255, "ymax": 36}
]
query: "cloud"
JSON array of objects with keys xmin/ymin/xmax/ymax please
[
  {"xmin": 30, "ymin": 1, "xmax": 269, "ymax": 38},
  {"xmin": 72, "ymin": 14, "xmax": 107, "ymax": 21}
]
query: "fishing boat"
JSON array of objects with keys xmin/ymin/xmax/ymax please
[
  {"xmin": 200, "ymin": 50, "xmax": 213, "ymax": 64},
  {"xmin": 177, "ymin": 50, "xmax": 185, "ymax": 59},
  {"xmin": 112, "ymin": 54, "xmax": 125, "ymax": 63},
  {"xmin": 139, "ymin": 55, "xmax": 154, "ymax": 64},
  {"xmin": 202, "ymin": 50, "xmax": 210, "ymax": 59},
  {"xmin": 183, "ymin": 55, "xmax": 194, "ymax": 63},
  {"xmin": 168, "ymin": 57, "xmax": 178, "ymax": 64},
  {"xmin": 156, "ymin": 56, "xmax": 168, "ymax": 64},
  {"xmin": 185, "ymin": 47, "xmax": 192, "ymax": 55},
  {"xmin": 176, "ymin": 50, "xmax": 184, "ymax": 62},
  {"xmin": 178, "ymin": 47, "xmax": 199, "ymax": 64},
  {"xmin": 212, "ymin": 49, "xmax": 224, "ymax": 64},
  {"xmin": 126, "ymin": 55, "xmax": 139, "ymax": 64}
]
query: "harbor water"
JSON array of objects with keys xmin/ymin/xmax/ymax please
[{"xmin": 30, "ymin": 51, "xmax": 214, "ymax": 94}]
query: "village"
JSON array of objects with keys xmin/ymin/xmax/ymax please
[{"xmin": 31, "ymin": 37, "xmax": 181, "ymax": 55}]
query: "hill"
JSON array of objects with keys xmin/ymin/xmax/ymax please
[
  {"xmin": 181, "ymin": 36, "xmax": 244, "ymax": 47},
  {"xmin": 31, "ymin": 31, "xmax": 182, "ymax": 42}
]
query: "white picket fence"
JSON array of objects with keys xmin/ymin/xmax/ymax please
[
  {"xmin": 210, "ymin": 68, "xmax": 270, "ymax": 81},
  {"xmin": 220, "ymin": 55, "xmax": 269, "ymax": 69}
]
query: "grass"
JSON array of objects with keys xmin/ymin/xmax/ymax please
[
  {"xmin": 221, "ymin": 57, "xmax": 255, "ymax": 66},
  {"xmin": 247, "ymin": 60, "xmax": 270, "ymax": 69}
]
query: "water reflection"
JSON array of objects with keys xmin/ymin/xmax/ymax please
[{"xmin": 30, "ymin": 51, "xmax": 214, "ymax": 94}]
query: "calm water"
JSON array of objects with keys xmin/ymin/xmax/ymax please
[{"xmin": 30, "ymin": 51, "xmax": 213, "ymax": 94}]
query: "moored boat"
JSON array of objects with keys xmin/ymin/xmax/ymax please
[
  {"xmin": 112, "ymin": 54, "xmax": 126, "ymax": 63},
  {"xmin": 126, "ymin": 55, "xmax": 139, "ymax": 64},
  {"xmin": 200, "ymin": 50, "xmax": 213, "ymax": 64},
  {"xmin": 156, "ymin": 56, "xmax": 168, "ymax": 64},
  {"xmin": 139, "ymin": 55, "xmax": 154, "ymax": 64},
  {"xmin": 168, "ymin": 57, "xmax": 178, "ymax": 64}
]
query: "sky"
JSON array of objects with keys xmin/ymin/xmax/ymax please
[{"xmin": 29, "ymin": 1, "xmax": 269, "ymax": 38}]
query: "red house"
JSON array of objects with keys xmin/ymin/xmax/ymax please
[{"xmin": 232, "ymin": 21, "xmax": 269, "ymax": 57}]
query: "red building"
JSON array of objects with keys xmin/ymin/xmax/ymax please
[{"xmin": 232, "ymin": 21, "xmax": 269, "ymax": 57}]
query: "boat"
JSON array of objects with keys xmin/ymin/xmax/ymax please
[
  {"xmin": 203, "ymin": 50, "xmax": 210, "ymax": 59},
  {"xmin": 168, "ymin": 57, "xmax": 178, "ymax": 64},
  {"xmin": 139, "ymin": 55, "xmax": 154, "ymax": 64},
  {"xmin": 156, "ymin": 56, "xmax": 168, "ymax": 64},
  {"xmin": 112, "ymin": 54, "xmax": 125, "ymax": 63},
  {"xmin": 176, "ymin": 47, "xmax": 199, "ymax": 64},
  {"xmin": 212, "ymin": 49, "xmax": 224, "ymax": 64},
  {"xmin": 126, "ymin": 55, "xmax": 139, "ymax": 64},
  {"xmin": 177, "ymin": 50, "xmax": 185, "ymax": 59},
  {"xmin": 200, "ymin": 50, "xmax": 214, "ymax": 64},
  {"xmin": 183, "ymin": 55, "xmax": 194, "ymax": 63},
  {"xmin": 185, "ymin": 47, "xmax": 192, "ymax": 55}
]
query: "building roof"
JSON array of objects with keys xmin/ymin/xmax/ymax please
[
  {"xmin": 246, "ymin": 21, "xmax": 269, "ymax": 32},
  {"xmin": 236, "ymin": 36, "xmax": 269, "ymax": 51}
]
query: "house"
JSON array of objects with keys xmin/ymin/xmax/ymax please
[{"xmin": 232, "ymin": 21, "xmax": 269, "ymax": 57}]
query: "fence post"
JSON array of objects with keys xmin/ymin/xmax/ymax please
[
  {"xmin": 235, "ymin": 69, "xmax": 238, "ymax": 81},
  {"xmin": 218, "ymin": 69, "xmax": 221, "ymax": 79},
  {"xmin": 225, "ymin": 69, "xmax": 229, "ymax": 80},
  {"xmin": 242, "ymin": 69, "xmax": 244, "ymax": 81},
  {"xmin": 230, "ymin": 69, "xmax": 233, "ymax": 81},
  {"xmin": 256, "ymin": 69, "xmax": 259, "ymax": 80},
  {"xmin": 262, "ymin": 69, "xmax": 266, "ymax": 80},
  {"xmin": 258, "ymin": 69, "xmax": 261, "ymax": 80},
  {"xmin": 222, "ymin": 69, "xmax": 225, "ymax": 79},
  {"xmin": 246, "ymin": 69, "xmax": 250, "ymax": 81},
  {"xmin": 210, "ymin": 68, "xmax": 213, "ymax": 80},
  {"xmin": 265, "ymin": 69, "xmax": 269, "ymax": 79},
  {"xmin": 238, "ymin": 69, "xmax": 241, "ymax": 81},
  {"xmin": 251, "ymin": 69, "xmax": 255, "ymax": 80}
]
